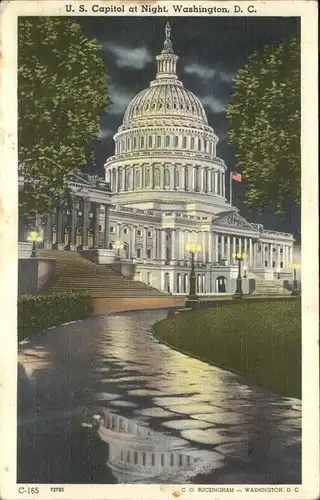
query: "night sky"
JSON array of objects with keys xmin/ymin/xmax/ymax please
[{"xmin": 78, "ymin": 16, "xmax": 300, "ymax": 240}]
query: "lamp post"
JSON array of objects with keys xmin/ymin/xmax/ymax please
[
  {"xmin": 232, "ymin": 250, "xmax": 248, "ymax": 299},
  {"xmin": 289, "ymin": 263, "xmax": 301, "ymax": 295},
  {"xmin": 276, "ymin": 267, "xmax": 281, "ymax": 280},
  {"xmin": 27, "ymin": 230, "xmax": 42, "ymax": 258},
  {"xmin": 185, "ymin": 242, "xmax": 201, "ymax": 308},
  {"xmin": 113, "ymin": 239, "xmax": 124, "ymax": 260}
]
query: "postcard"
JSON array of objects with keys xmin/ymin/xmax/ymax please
[{"xmin": 0, "ymin": 1, "xmax": 319, "ymax": 499}]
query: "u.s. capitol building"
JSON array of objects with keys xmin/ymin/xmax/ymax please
[
  {"xmin": 102, "ymin": 25, "xmax": 295, "ymax": 293},
  {"xmin": 19, "ymin": 24, "xmax": 296, "ymax": 295}
]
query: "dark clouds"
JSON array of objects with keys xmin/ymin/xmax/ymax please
[{"xmin": 79, "ymin": 16, "xmax": 300, "ymax": 239}]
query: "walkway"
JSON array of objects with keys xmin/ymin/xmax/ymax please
[{"xmin": 18, "ymin": 310, "xmax": 301, "ymax": 484}]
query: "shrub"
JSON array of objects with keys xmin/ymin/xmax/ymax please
[{"xmin": 18, "ymin": 291, "xmax": 93, "ymax": 342}]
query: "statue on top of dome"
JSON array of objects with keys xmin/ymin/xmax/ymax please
[
  {"xmin": 165, "ymin": 21, "xmax": 171, "ymax": 40},
  {"xmin": 163, "ymin": 21, "xmax": 173, "ymax": 54}
]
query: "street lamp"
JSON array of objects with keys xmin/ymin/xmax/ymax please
[
  {"xmin": 113, "ymin": 239, "xmax": 124, "ymax": 260},
  {"xmin": 231, "ymin": 250, "xmax": 248, "ymax": 299},
  {"xmin": 289, "ymin": 263, "xmax": 301, "ymax": 295},
  {"xmin": 276, "ymin": 266, "xmax": 281, "ymax": 280},
  {"xmin": 185, "ymin": 242, "xmax": 201, "ymax": 308},
  {"xmin": 27, "ymin": 230, "xmax": 42, "ymax": 258}
]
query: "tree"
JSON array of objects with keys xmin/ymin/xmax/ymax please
[
  {"xmin": 227, "ymin": 38, "xmax": 300, "ymax": 215},
  {"xmin": 18, "ymin": 17, "xmax": 110, "ymax": 217}
]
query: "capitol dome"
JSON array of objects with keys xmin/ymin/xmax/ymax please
[
  {"xmin": 123, "ymin": 81, "xmax": 208, "ymax": 125},
  {"xmin": 122, "ymin": 25, "xmax": 207, "ymax": 126},
  {"xmin": 105, "ymin": 22, "xmax": 229, "ymax": 215}
]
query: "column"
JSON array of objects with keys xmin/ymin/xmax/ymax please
[
  {"xmin": 239, "ymin": 237, "xmax": 242, "ymax": 254},
  {"xmin": 131, "ymin": 225, "xmax": 137, "ymax": 258},
  {"xmin": 93, "ymin": 203, "xmax": 100, "ymax": 248},
  {"xmin": 103, "ymin": 206, "xmax": 110, "ymax": 249},
  {"xmin": 160, "ymin": 167, "xmax": 165, "ymax": 190},
  {"xmin": 160, "ymin": 229, "xmax": 166, "ymax": 261},
  {"xmin": 215, "ymin": 234, "xmax": 219, "ymax": 262},
  {"xmin": 214, "ymin": 172, "xmax": 218, "ymax": 194},
  {"xmin": 227, "ymin": 236, "xmax": 231, "ymax": 264},
  {"xmin": 222, "ymin": 173, "xmax": 225, "ymax": 197},
  {"xmin": 232, "ymin": 236, "xmax": 236, "ymax": 263},
  {"xmin": 221, "ymin": 235, "xmax": 225, "ymax": 260},
  {"xmin": 208, "ymin": 232, "xmax": 212, "ymax": 263},
  {"xmin": 171, "ymin": 229, "xmax": 176, "ymax": 260},
  {"xmin": 180, "ymin": 230, "xmax": 185, "ymax": 260},
  {"xmin": 277, "ymin": 245, "xmax": 281, "ymax": 270},
  {"xmin": 202, "ymin": 232, "xmax": 206, "ymax": 262},
  {"xmin": 249, "ymin": 238, "xmax": 253, "ymax": 266},
  {"xmin": 81, "ymin": 198, "xmax": 89, "ymax": 248},
  {"xmin": 132, "ymin": 166, "xmax": 135, "ymax": 191},
  {"xmin": 143, "ymin": 227, "xmax": 148, "ymax": 259},
  {"xmin": 289, "ymin": 246, "xmax": 293, "ymax": 265},
  {"xmin": 171, "ymin": 165, "xmax": 175, "ymax": 190},
  {"xmin": 261, "ymin": 242, "xmax": 266, "ymax": 267},
  {"xmin": 115, "ymin": 168, "xmax": 119, "ymax": 192},
  {"xmin": 68, "ymin": 194, "xmax": 77, "ymax": 249},
  {"xmin": 269, "ymin": 243, "xmax": 274, "ymax": 268}
]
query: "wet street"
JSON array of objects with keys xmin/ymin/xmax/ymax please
[{"xmin": 18, "ymin": 310, "xmax": 301, "ymax": 484}]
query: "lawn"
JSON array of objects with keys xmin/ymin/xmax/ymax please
[{"xmin": 153, "ymin": 299, "xmax": 301, "ymax": 399}]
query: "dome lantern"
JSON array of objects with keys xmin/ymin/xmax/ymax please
[{"xmin": 156, "ymin": 21, "xmax": 178, "ymax": 81}]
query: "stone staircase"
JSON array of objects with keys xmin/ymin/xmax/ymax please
[
  {"xmin": 247, "ymin": 271, "xmax": 291, "ymax": 296},
  {"xmin": 38, "ymin": 250, "xmax": 168, "ymax": 298}
]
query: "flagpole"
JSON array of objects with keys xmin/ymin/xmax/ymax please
[{"xmin": 230, "ymin": 171, "xmax": 233, "ymax": 206}]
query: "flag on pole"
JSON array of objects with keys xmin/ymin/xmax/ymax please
[
  {"xmin": 229, "ymin": 171, "xmax": 242, "ymax": 206},
  {"xmin": 232, "ymin": 172, "xmax": 242, "ymax": 182}
]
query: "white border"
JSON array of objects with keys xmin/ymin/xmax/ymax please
[{"xmin": 0, "ymin": 1, "xmax": 319, "ymax": 499}]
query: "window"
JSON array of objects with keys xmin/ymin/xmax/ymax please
[
  {"xmin": 161, "ymin": 454, "xmax": 165, "ymax": 466},
  {"xmin": 184, "ymin": 168, "xmax": 188, "ymax": 189},
  {"xmin": 151, "ymin": 454, "xmax": 155, "ymax": 466},
  {"xmin": 123, "ymin": 228, "xmax": 128, "ymax": 235},
  {"xmin": 127, "ymin": 138, "xmax": 131, "ymax": 150},
  {"xmin": 280, "ymin": 262, "xmax": 284, "ymax": 268},
  {"xmin": 121, "ymin": 450, "xmax": 124, "ymax": 460},
  {"xmin": 137, "ymin": 248, "xmax": 141, "ymax": 258},
  {"xmin": 142, "ymin": 453, "xmax": 146, "ymax": 466},
  {"xmin": 198, "ymin": 138, "xmax": 201, "ymax": 150},
  {"xmin": 157, "ymin": 136, "xmax": 161, "ymax": 147},
  {"xmin": 190, "ymin": 137, "xmax": 195, "ymax": 149},
  {"xmin": 147, "ymin": 249, "xmax": 152, "ymax": 259},
  {"xmin": 137, "ymin": 230, "xmax": 142, "ymax": 236},
  {"xmin": 165, "ymin": 135, "xmax": 170, "ymax": 147},
  {"xmin": 205, "ymin": 140, "xmax": 208, "ymax": 152},
  {"xmin": 164, "ymin": 168, "xmax": 170, "ymax": 187},
  {"xmin": 174, "ymin": 136, "xmax": 179, "ymax": 147},
  {"xmin": 146, "ymin": 168, "xmax": 151, "ymax": 186},
  {"xmin": 148, "ymin": 231, "xmax": 152, "ymax": 237},
  {"xmin": 127, "ymin": 451, "xmax": 131, "ymax": 463},
  {"xmin": 148, "ymin": 136, "xmax": 152, "ymax": 148},
  {"xmin": 272, "ymin": 261, "xmax": 276, "ymax": 267},
  {"xmin": 183, "ymin": 137, "xmax": 187, "ymax": 148},
  {"xmin": 140, "ymin": 136, "xmax": 144, "ymax": 148},
  {"xmin": 265, "ymin": 261, "xmax": 268, "ymax": 267},
  {"xmin": 109, "ymin": 226, "xmax": 115, "ymax": 233},
  {"xmin": 134, "ymin": 452, "xmax": 138, "ymax": 465},
  {"xmin": 133, "ymin": 137, "xmax": 137, "ymax": 149},
  {"xmin": 154, "ymin": 168, "xmax": 160, "ymax": 187},
  {"xmin": 170, "ymin": 454, "xmax": 174, "ymax": 466}
]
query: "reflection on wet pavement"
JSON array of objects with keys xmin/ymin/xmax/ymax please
[{"xmin": 18, "ymin": 310, "xmax": 301, "ymax": 484}]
